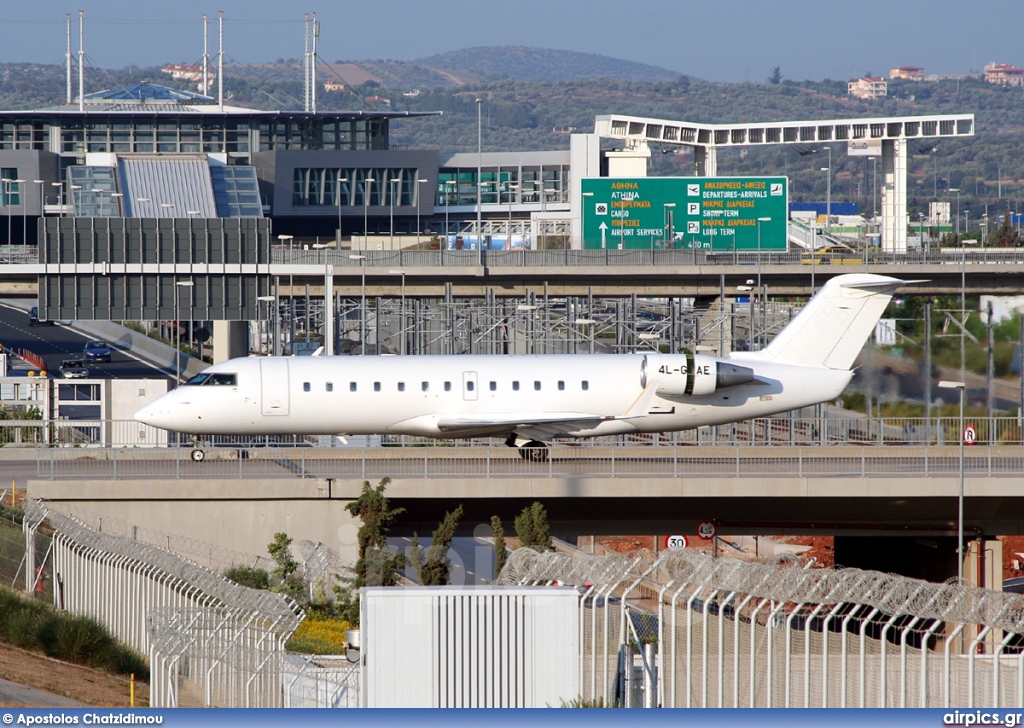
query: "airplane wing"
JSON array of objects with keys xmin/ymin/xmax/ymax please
[{"xmin": 436, "ymin": 411, "xmax": 632, "ymax": 438}]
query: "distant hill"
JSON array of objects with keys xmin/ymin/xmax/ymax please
[{"xmin": 415, "ymin": 46, "xmax": 684, "ymax": 83}]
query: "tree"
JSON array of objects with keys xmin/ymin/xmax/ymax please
[
  {"xmin": 345, "ymin": 477, "xmax": 406, "ymax": 564},
  {"xmin": 407, "ymin": 532, "xmax": 424, "ymax": 583},
  {"xmin": 514, "ymin": 502, "xmax": 553, "ymax": 551},
  {"xmin": 987, "ymin": 209, "xmax": 1020, "ymax": 247},
  {"xmin": 335, "ymin": 478, "xmax": 408, "ymax": 624},
  {"xmin": 491, "ymin": 516, "xmax": 508, "ymax": 579},
  {"xmin": 768, "ymin": 66, "xmax": 783, "ymax": 85},
  {"xmin": 421, "ymin": 505, "xmax": 463, "ymax": 586},
  {"xmin": 267, "ymin": 532, "xmax": 304, "ymax": 602}
]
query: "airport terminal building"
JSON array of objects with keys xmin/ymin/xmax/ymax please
[{"xmin": 0, "ymin": 82, "xmax": 582, "ymax": 245}]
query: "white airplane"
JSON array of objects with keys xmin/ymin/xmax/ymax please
[{"xmin": 136, "ymin": 273, "xmax": 905, "ymax": 462}]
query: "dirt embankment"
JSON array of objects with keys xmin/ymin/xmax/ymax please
[{"xmin": 0, "ymin": 641, "xmax": 147, "ymax": 708}]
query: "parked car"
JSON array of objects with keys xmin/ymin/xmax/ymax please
[
  {"xmin": 59, "ymin": 358, "xmax": 89, "ymax": 379},
  {"xmin": 83, "ymin": 340, "xmax": 112, "ymax": 363},
  {"xmin": 28, "ymin": 306, "xmax": 54, "ymax": 326}
]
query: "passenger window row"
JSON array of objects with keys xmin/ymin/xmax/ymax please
[{"xmin": 301, "ymin": 379, "xmax": 591, "ymax": 393}]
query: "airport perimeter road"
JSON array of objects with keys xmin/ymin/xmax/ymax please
[{"xmin": 0, "ymin": 303, "xmax": 165, "ymax": 379}]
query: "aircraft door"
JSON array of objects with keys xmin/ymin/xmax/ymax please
[
  {"xmin": 462, "ymin": 371, "xmax": 478, "ymax": 401},
  {"xmin": 260, "ymin": 359, "xmax": 290, "ymax": 415}
]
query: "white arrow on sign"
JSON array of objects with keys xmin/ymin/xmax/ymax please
[{"xmin": 599, "ymin": 221, "xmax": 608, "ymax": 249}]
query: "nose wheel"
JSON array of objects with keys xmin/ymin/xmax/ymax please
[{"xmin": 190, "ymin": 448, "xmax": 205, "ymax": 462}]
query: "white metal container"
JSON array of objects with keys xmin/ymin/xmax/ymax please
[{"xmin": 360, "ymin": 585, "xmax": 580, "ymax": 708}]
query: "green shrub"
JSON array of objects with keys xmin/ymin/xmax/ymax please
[
  {"xmin": 43, "ymin": 614, "xmax": 115, "ymax": 664},
  {"xmin": 4, "ymin": 610, "xmax": 45, "ymax": 650},
  {"xmin": 224, "ymin": 565, "xmax": 270, "ymax": 590},
  {"xmin": 0, "ymin": 586, "xmax": 149, "ymax": 680}
]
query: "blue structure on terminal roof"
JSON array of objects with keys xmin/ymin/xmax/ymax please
[
  {"xmin": 789, "ymin": 202, "xmax": 859, "ymax": 216},
  {"xmin": 84, "ymin": 82, "xmax": 213, "ymax": 103}
]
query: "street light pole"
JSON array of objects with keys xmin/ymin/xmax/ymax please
[
  {"xmin": 257, "ymin": 295, "xmax": 275, "ymax": 355},
  {"xmin": 506, "ymin": 181, "xmax": 517, "ymax": 247},
  {"xmin": 444, "ymin": 180, "xmax": 456, "ymax": 246},
  {"xmin": 756, "ymin": 217, "xmax": 771, "ymax": 349},
  {"xmin": 13, "ymin": 180, "xmax": 25, "ymax": 245},
  {"xmin": 822, "ymin": 147, "xmax": 832, "ymax": 238},
  {"xmin": 278, "ymin": 234, "xmax": 294, "ymax": 354},
  {"xmin": 662, "ymin": 202, "xmax": 677, "ymax": 249},
  {"xmin": 476, "ymin": 98, "xmax": 483, "ymax": 247},
  {"xmin": 33, "ymin": 180, "xmax": 44, "ymax": 242},
  {"xmin": 336, "ymin": 176, "xmax": 348, "ymax": 245},
  {"xmin": 389, "ymin": 269, "xmax": 405, "ymax": 355},
  {"xmin": 174, "ymin": 280, "xmax": 194, "ymax": 387},
  {"xmin": 415, "ymin": 178, "xmax": 428, "ymax": 242},
  {"xmin": 950, "ymin": 188, "xmax": 961, "ymax": 238},
  {"xmin": 939, "ymin": 380, "xmax": 966, "ymax": 585},
  {"xmin": 389, "ymin": 177, "xmax": 401, "ymax": 248},
  {"xmin": 363, "ymin": 177, "xmax": 374, "ymax": 243},
  {"xmin": 350, "ymin": 254, "xmax": 366, "ymax": 354}
]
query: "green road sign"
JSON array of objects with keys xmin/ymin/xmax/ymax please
[{"xmin": 581, "ymin": 177, "xmax": 788, "ymax": 251}]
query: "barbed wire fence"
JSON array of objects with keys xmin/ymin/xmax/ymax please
[
  {"xmin": 499, "ymin": 547, "xmax": 1024, "ymax": 708},
  {"xmin": 21, "ymin": 502, "xmax": 307, "ymax": 707}
]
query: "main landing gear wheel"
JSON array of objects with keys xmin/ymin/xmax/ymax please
[
  {"xmin": 190, "ymin": 449, "xmax": 205, "ymax": 462},
  {"xmin": 518, "ymin": 441, "xmax": 549, "ymax": 462}
]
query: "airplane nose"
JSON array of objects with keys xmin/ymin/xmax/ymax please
[{"xmin": 135, "ymin": 401, "xmax": 168, "ymax": 428}]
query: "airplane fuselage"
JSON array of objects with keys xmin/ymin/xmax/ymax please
[{"xmin": 137, "ymin": 353, "xmax": 853, "ymax": 439}]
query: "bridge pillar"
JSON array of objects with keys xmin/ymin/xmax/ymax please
[
  {"xmin": 213, "ymin": 320, "xmax": 248, "ymax": 363},
  {"xmin": 693, "ymin": 146, "xmax": 718, "ymax": 177},
  {"xmin": 880, "ymin": 140, "xmax": 908, "ymax": 253}
]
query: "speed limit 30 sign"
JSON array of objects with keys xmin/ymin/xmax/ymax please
[{"xmin": 665, "ymin": 535, "xmax": 688, "ymax": 551}]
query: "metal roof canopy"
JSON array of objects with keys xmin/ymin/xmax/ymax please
[{"xmin": 594, "ymin": 113, "xmax": 976, "ymax": 253}]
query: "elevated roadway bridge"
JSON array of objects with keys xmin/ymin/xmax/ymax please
[
  {"xmin": 20, "ymin": 444, "xmax": 1024, "ymax": 560},
  {"xmin": 2, "ymin": 248, "xmax": 1023, "ymax": 300}
]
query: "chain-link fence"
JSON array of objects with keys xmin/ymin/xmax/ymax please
[{"xmin": 499, "ymin": 548, "xmax": 1024, "ymax": 709}]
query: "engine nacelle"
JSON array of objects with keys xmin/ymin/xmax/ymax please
[{"xmin": 642, "ymin": 353, "xmax": 755, "ymax": 397}]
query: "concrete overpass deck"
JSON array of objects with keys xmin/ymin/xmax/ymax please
[
  {"xmin": 21, "ymin": 445, "xmax": 1024, "ymax": 559},
  {"xmin": 3, "ymin": 249, "xmax": 1024, "ymax": 298}
]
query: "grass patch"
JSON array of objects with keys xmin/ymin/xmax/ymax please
[{"xmin": 285, "ymin": 617, "xmax": 352, "ymax": 655}]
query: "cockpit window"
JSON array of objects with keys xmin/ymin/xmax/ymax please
[{"xmin": 183, "ymin": 372, "xmax": 237, "ymax": 386}]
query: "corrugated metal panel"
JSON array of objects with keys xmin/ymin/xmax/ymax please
[
  {"xmin": 361, "ymin": 586, "xmax": 579, "ymax": 708},
  {"xmin": 120, "ymin": 155, "xmax": 217, "ymax": 218}
]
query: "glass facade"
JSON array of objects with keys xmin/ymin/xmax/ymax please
[
  {"xmin": 210, "ymin": 166, "xmax": 263, "ymax": 217},
  {"xmin": 437, "ymin": 163, "xmax": 569, "ymax": 207},
  {"xmin": 0, "ymin": 122, "xmax": 48, "ymax": 150},
  {"xmin": 292, "ymin": 168, "xmax": 421, "ymax": 207},
  {"xmin": 1, "ymin": 169, "xmax": 21, "ymax": 206},
  {"xmin": 0, "ymin": 112, "xmax": 393, "ymax": 157},
  {"xmin": 67, "ymin": 167, "xmax": 119, "ymax": 216}
]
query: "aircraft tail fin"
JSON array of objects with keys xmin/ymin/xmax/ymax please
[{"xmin": 731, "ymin": 273, "xmax": 905, "ymax": 370}]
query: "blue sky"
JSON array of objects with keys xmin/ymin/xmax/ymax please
[{"xmin": 2, "ymin": 0, "xmax": 1021, "ymax": 83}]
